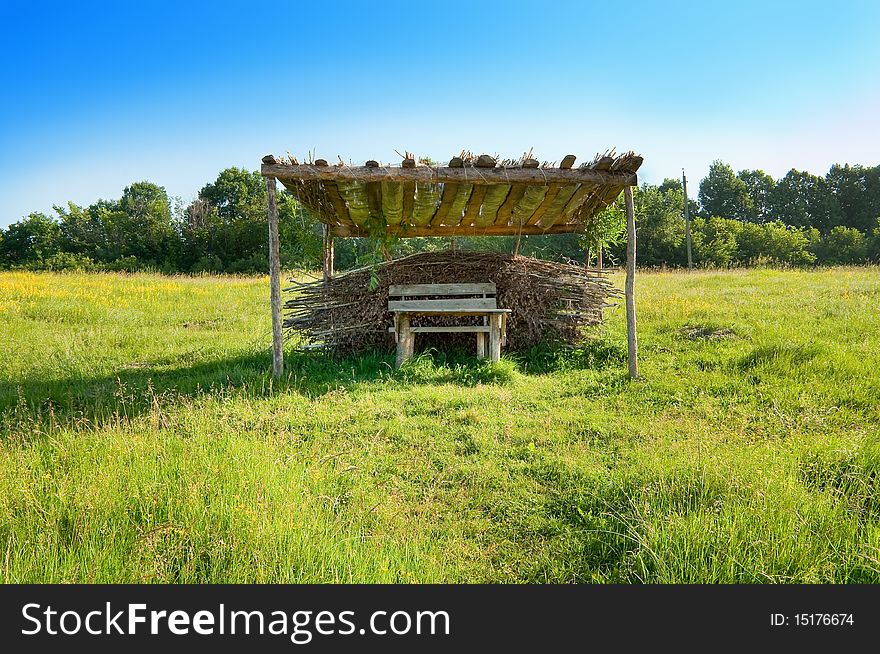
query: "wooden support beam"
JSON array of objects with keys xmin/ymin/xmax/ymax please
[
  {"xmin": 476, "ymin": 332, "xmax": 487, "ymax": 358},
  {"xmin": 328, "ymin": 222, "xmax": 590, "ymax": 238},
  {"xmin": 431, "ymin": 182, "xmax": 460, "ymax": 226},
  {"xmin": 322, "ymin": 224, "xmax": 334, "ymax": 282},
  {"xmin": 489, "ymin": 314, "xmax": 502, "ymax": 363},
  {"xmin": 624, "ymin": 185, "xmax": 638, "ymax": 379},
  {"xmin": 266, "ymin": 177, "xmax": 284, "ymax": 378},
  {"xmin": 395, "ymin": 315, "xmax": 413, "ymax": 368},
  {"xmin": 262, "ymin": 162, "xmax": 638, "ymax": 187}
]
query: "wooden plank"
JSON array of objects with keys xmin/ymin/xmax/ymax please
[
  {"xmin": 389, "ymin": 283, "xmax": 496, "ymax": 296},
  {"xmin": 511, "ymin": 185, "xmax": 549, "ymax": 225},
  {"xmin": 446, "ymin": 184, "xmax": 474, "ymax": 225},
  {"xmin": 395, "ymin": 314, "xmax": 412, "ymax": 368},
  {"xmin": 412, "ymin": 182, "xmax": 441, "ymax": 226},
  {"xmin": 330, "ymin": 222, "xmax": 591, "ymax": 237},
  {"xmin": 266, "ymin": 178, "xmax": 283, "ymax": 378},
  {"xmin": 391, "ymin": 309, "xmax": 512, "ymax": 316},
  {"xmin": 322, "ymin": 224, "xmax": 334, "ymax": 282},
  {"xmin": 365, "ymin": 181, "xmax": 382, "ymax": 218},
  {"xmin": 537, "ymin": 184, "xmax": 579, "ymax": 227},
  {"xmin": 431, "ymin": 182, "xmax": 459, "ymax": 225},
  {"xmin": 460, "ymin": 185, "xmax": 488, "ymax": 226},
  {"xmin": 263, "ymin": 163, "xmax": 638, "ymax": 186},
  {"xmin": 489, "ymin": 314, "xmax": 502, "ymax": 362},
  {"xmin": 560, "ymin": 183, "xmax": 597, "ymax": 220},
  {"xmin": 401, "ymin": 181, "xmax": 415, "ymax": 225},
  {"xmin": 388, "ymin": 326, "xmax": 492, "ymax": 333},
  {"xmin": 321, "ymin": 181, "xmax": 351, "ymax": 225},
  {"xmin": 526, "ymin": 185, "xmax": 563, "ymax": 225},
  {"xmin": 336, "ymin": 180, "xmax": 371, "ymax": 225},
  {"xmin": 495, "ymin": 184, "xmax": 527, "ymax": 224},
  {"xmin": 388, "ymin": 298, "xmax": 498, "ymax": 312},
  {"xmin": 381, "ymin": 181, "xmax": 403, "ymax": 225},
  {"xmin": 624, "ymin": 185, "xmax": 638, "ymax": 379},
  {"xmin": 473, "ymin": 184, "xmax": 510, "ymax": 227}
]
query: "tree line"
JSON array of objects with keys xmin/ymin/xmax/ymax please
[{"xmin": 2, "ymin": 160, "xmax": 879, "ymax": 273}]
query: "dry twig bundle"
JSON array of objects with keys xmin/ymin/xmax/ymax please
[{"xmin": 284, "ymin": 251, "xmax": 619, "ymax": 355}]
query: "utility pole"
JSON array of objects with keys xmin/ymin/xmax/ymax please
[{"xmin": 683, "ymin": 169, "xmax": 693, "ymax": 271}]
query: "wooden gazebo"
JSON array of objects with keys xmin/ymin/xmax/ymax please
[{"xmin": 261, "ymin": 151, "xmax": 642, "ymax": 378}]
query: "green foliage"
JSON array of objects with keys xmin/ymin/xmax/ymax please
[
  {"xmin": 772, "ymin": 169, "xmax": 835, "ymax": 232},
  {"xmin": 815, "ymin": 226, "xmax": 868, "ymax": 265},
  {"xmin": 737, "ymin": 169, "xmax": 776, "ymax": 222},
  {"xmin": 691, "ymin": 216, "xmax": 738, "ymax": 267},
  {"xmin": 699, "ymin": 160, "xmax": 752, "ymax": 221},
  {"xmin": 0, "ymin": 213, "xmax": 61, "ymax": 265},
  {"xmin": 629, "ymin": 183, "xmax": 686, "ymax": 266},
  {"xmin": 579, "ymin": 196, "xmax": 626, "ymax": 264},
  {"xmin": 869, "ymin": 219, "xmax": 880, "ymax": 262}
]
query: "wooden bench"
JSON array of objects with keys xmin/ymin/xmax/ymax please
[{"xmin": 388, "ymin": 283, "xmax": 511, "ymax": 367}]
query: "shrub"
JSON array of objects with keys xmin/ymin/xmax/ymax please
[
  {"xmin": 815, "ymin": 226, "xmax": 867, "ymax": 264},
  {"xmin": 41, "ymin": 252, "xmax": 99, "ymax": 271}
]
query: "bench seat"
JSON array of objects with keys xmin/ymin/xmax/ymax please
[{"xmin": 388, "ymin": 282, "xmax": 510, "ymax": 366}]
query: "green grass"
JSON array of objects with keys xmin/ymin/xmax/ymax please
[{"xmin": 1, "ymin": 267, "xmax": 879, "ymax": 583}]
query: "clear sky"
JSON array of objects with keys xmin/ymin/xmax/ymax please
[{"xmin": 2, "ymin": 0, "xmax": 879, "ymax": 226}]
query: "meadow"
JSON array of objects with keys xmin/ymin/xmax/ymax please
[{"xmin": 1, "ymin": 267, "xmax": 879, "ymax": 583}]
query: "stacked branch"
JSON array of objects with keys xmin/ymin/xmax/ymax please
[{"xmin": 284, "ymin": 251, "xmax": 620, "ymax": 355}]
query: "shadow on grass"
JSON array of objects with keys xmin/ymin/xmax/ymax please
[{"xmin": 1, "ymin": 336, "xmax": 627, "ymax": 432}]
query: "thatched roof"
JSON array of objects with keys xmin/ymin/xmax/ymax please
[{"xmin": 260, "ymin": 150, "xmax": 642, "ymax": 238}]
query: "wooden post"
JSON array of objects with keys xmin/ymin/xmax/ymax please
[
  {"xmin": 476, "ymin": 332, "xmax": 487, "ymax": 359},
  {"xmin": 266, "ymin": 177, "xmax": 284, "ymax": 378},
  {"xmin": 596, "ymin": 244, "xmax": 603, "ymax": 270},
  {"xmin": 683, "ymin": 169, "xmax": 692, "ymax": 271},
  {"xmin": 322, "ymin": 224, "xmax": 334, "ymax": 282},
  {"xmin": 396, "ymin": 315, "xmax": 412, "ymax": 368},
  {"xmin": 489, "ymin": 314, "xmax": 502, "ymax": 363},
  {"xmin": 624, "ymin": 185, "xmax": 638, "ymax": 379}
]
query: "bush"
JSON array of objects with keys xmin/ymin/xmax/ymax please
[
  {"xmin": 758, "ymin": 221, "xmax": 816, "ymax": 265},
  {"xmin": 190, "ymin": 255, "xmax": 224, "ymax": 274},
  {"xmin": 692, "ymin": 217, "xmax": 739, "ymax": 267},
  {"xmin": 868, "ymin": 219, "xmax": 880, "ymax": 263},
  {"xmin": 41, "ymin": 252, "xmax": 99, "ymax": 271},
  {"xmin": 815, "ymin": 226, "xmax": 868, "ymax": 264},
  {"xmin": 226, "ymin": 254, "xmax": 267, "ymax": 274}
]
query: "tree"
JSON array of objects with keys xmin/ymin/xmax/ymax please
[
  {"xmin": 658, "ymin": 178, "xmax": 681, "ymax": 194},
  {"xmin": 824, "ymin": 164, "xmax": 880, "ymax": 233},
  {"xmin": 815, "ymin": 226, "xmax": 867, "ymax": 264},
  {"xmin": 771, "ymin": 169, "xmax": 835, "ymax": 232},
  {"xmin": 1, "ymin": 213, "xmax": 61, "ymax": 265},
  {"xmin": 699, "ymin": 160, "xmax": 752, "ymax": 221},
  {"xmin": 627, "ymin": 184, "xmax": 687, "ymax": 266},
  {"xmin": 182, "ymin": 168, "xmax": 269, "ymax": 271},
  {"xmin": 55, "ymin": 201, "xmax": 108, "ymax": 261},
  {"xmin": 691, "ymin": 216, "xmax": 739, "ymax": 267},
  {"xmin": 579, "ymin": 195, "xmax": 626, "ymax": 267},
  {"xmin": 868, "ymin": 218, "xmax": 880, "ymax": 262},
  {"xmin": 115, "ymin": 182, "xmax": 177, "ymax": 264},
  {"xmin": 737, "ymin": 169, "xmax": 776, "ymax": 223}
]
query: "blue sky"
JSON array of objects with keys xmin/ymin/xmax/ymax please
[{"xmin": 2, "ymin": 0, "xmax": 879, "ymax": 226}]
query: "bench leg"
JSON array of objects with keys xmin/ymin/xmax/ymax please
[
  {"xmin": 396, "ymin": 315, "xmax": 412, "ymax": 368},
  {"xmin": 489, "ymin": 315, "xmax": 502, "ymax": 363},
  {"xmin": 476, "ymin": 332, "xmax": 487, "ymax": 359}
]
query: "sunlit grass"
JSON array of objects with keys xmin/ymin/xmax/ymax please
[{"xmin": 1, "ymin": 267, "xmax": 879, "ymax": 582}]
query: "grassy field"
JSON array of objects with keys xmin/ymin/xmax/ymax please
[{"xmin": 1, "ymin": 267, "xmax": 879, "ymax": 583}]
